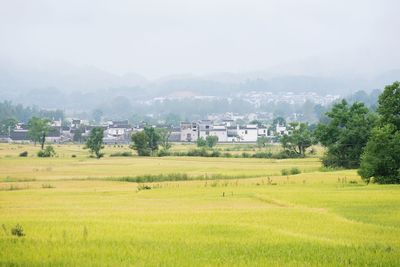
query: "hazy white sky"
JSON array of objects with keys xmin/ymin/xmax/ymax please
[{"xmin": 0, "ymin": 0, "xmax": 399, "ymax": 78}]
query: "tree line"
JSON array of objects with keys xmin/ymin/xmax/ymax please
[
  {"xmin": 0, "ymin": 101, "xmax": 64, "ymax": 135},
  {"xmin": 278, "ymin": 81, "xmax": 399, "ymax": 184},
  {"xmin": 23, "ymin": 81, "xmax": 398, "ymax": 184}
]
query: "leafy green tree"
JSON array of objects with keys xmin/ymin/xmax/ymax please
[
  {"xmin": 358, "ymin": 125, "xmax": 400, "ymax": 184},
  {"xmin": 315, "ymin": 100, "xmax": 376, "ymax": 168},
  {"xmin": 28, "ymin": 117, "xmax": 50, "ymax": 149},
  {"xmin": 131, "ymin": 127, "xmax": 161, "ymax": 156},
  {"xmin": 157, "ymin": 128, "xmax": 172, "ymax": 150},
  {"xmin": 144, "ymin": 127, "xmax": 160, "ymax": 152},
  {"xmin": 196, "ymin": 137, "xmax": 207, "ymax": 147},
  {"xmin": 280, "ymin": 122, "xmax": 316, "ymax": 156},
  {"xmin": 359, "ymin": 82, "xmax": 400, "ymax": 184},
  {"xmin": 85, "ymin": 127, "xmax": 104, "ymax": 158},
  {"xmin": 377, "ymin": 81, "xmax": 400, "ymax": 129},
  {"xmin": 131, "ymin": 131, "xmax": 151, "ymax": 156},
  {"xmin": 206, "ymin": 135, "xmax": 218, "ymax": 148}
]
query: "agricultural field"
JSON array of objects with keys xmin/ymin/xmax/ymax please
[{"xmin": 0, "ymin": 144, "xmax": 399, "ymax": 266}]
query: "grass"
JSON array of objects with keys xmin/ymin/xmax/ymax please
[
  {"xmin": 0, "ymin": 143, "xmax": 322, "ymax": 181},
  {"xmin": 0, "ymin": 144, "xmax": 399, "ymax": 266}
]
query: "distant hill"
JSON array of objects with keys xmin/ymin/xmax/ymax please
[{"xmin": 0, "ymin": 61, "xmax": 398, "ymax": 111}]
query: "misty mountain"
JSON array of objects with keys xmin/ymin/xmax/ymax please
[{"xmin": 0, "ymin": 61, "xmax": 399, "ymax": 111}]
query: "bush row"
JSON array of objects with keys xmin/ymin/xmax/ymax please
[
  {"xmin": 110, "ymin": 173, "xmax": 262, "ymax": 183},
  {"xmin": 158, "ymin": 148, "xmax": 303, "ymax": 159},
  {"xmin": 281, "ymin": 167, "xmax": 301, "ymax": 176}
]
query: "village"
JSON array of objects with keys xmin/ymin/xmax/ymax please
[{"xmin": 0, "ymin": 117, "xmax": 289, "ymax": 144}]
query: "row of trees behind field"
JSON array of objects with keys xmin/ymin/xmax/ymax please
[
  {"xmin": 20, "ymin": 82, "xmax": 400, "ymax": 184},
  {"xmin": 124, "ymin": 82, "xmax": 398, "ymax": 184}
]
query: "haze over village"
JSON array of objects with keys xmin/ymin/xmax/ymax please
[{"xmin": 1, "ymin": 1, "xmax": 400, "ymax": 266}]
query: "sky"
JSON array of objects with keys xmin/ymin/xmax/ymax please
[{"xmin": 0, "ymin": 0, "xmax": 399, "ymax": 79}]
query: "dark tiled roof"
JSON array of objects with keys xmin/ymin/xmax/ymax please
[{"xmin": 10, "ymin": 130, "xmax": 30, "ymax": 141}]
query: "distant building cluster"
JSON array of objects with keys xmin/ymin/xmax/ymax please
[
  {"xmin": 0, "ymin": 119, "xmax": 136, "ymax": 144},
  {"xmin": 0, "ymin": 118, "xmax": 289, "ymax": 144},
  {"xmin": 235, "ymin": 91, "xmax": 340, "ymax": 107},
  {"xmin": 180, "ymin": 120, "xmax": 287, "ymax": 143}
]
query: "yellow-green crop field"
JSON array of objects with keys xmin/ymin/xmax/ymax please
[{"xmin": 0, "ymin": 144, "xmax": 399, "ymax": 266}]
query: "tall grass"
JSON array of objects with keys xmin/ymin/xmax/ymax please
[{"xmin": 104, "ymin": 173, "xmax": 268, "ymax": 183}]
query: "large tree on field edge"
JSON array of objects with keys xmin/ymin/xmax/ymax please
[
  {"xmin": 315, "ymin": 100, "xmax": 377, "ymax": 169},
  {"xmin": 359, "ymin": 81, "xmax": 400, "ymax": 184}
]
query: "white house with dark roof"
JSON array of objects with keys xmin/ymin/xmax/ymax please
[
  {"xmin": 180, "ymin": 122, "xmax": 198, "ymax": 142},
  {"xmin": 276, "ymin": 124, "xmax": 288, "ymax": 136},
  {"xmin": 198, "ymin": 124, "xmax": 228, "ymax": 142},
  {"xmin": 180, "ymin": 120, "xmax": 273, "ymax": 143},
  {"xmin": 235, "ymin": 124, "xmax": 258, "ymax": 142}
]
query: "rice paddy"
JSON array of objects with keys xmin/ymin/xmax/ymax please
[{"xmin": 0, "ymin": 144, "xmax": 399, "ymax": 266}]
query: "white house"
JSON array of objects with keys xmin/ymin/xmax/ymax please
[
  {"xmin": 236, "ymin": 124, "xmax": 258, "ymax": 142},
  {"xmin": 276, "ymin": 124, "xmax": 288, "ymax": 136},
  {"xmin": 180, "ymin": 120, "xmax": 282, "ymax": 143},
  {"xmin": 257, "ymin": 127, "xmax": 268, "ymax": 137},
  {"xmin": 198, "ymin": 125, "xmax": 228, "ymax": 142},
  {"xmin": 180, "ymin": 122, "xmax": 198, "ymax": 142},
  {"xmin": 104, "ymin": 120, "xmax": 132, "ymax": 144}
]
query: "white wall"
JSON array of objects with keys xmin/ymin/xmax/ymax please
[
  {"xmin": 180, "ymin": 128, "xmax": 198, "ymax": 142},
  {"xmin": 237, "ymin": 128, "xmax": 258, "ymax": 142}
]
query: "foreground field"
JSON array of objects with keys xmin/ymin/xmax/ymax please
[
  {"xmin": 0, "ymin": 144, "xmax": 320, "ymax": 180},
  {"xmin": 1, "ymin": 144, "xmax": 399, "ymax": 266}
]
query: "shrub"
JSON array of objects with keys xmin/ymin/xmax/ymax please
[
  {"xmin": 210, "ymin": 150, "xmax": 221, "ymax": 157},
  {"xmin": 206, "ymin": 135, "xmax": 218, "ymax": 148},
  {"xmin": 118, "ymin": 173, "xmax": 189, "ymax": 183},
  {"xmin": 19, "ymin": 151, "xmax": 28, "ymax": 157},
  {"xmin": 319, "ymin": 166, "xmax": 344, "ymax": 172},
  {"xmin": 110, "ymin": 151, "xmax": 133, "ymax": 157},
  {"xmin": 171, "ymin": 151, "xmax": 187, "ymax": 157},
  {"xmin": 290, "ymin": 167, "xmax": 301, "ymax": 175},
  {"xmin": 308, "ymin": 148, "xmax": 316, "ymax": 155},
  {"xmin": 71, "ymin": 154, "xmax": 77, "ymax": 158},
  {"xmin": 157, "ymin": 149, "xmax": 171, "ymax": 157},
  {"xmin": 41, "ymin": 184, "xmax": 55, "ymax": 189},
  {"xmin": 187, "ymin": 148, "xmax": 209, "ymax": 157},
  {"xmin": 272, "ymin": 150, "xmax": 302, "ymax": 159},
  {"xmin": 281, "ymin": 169, "xmax": 289, "ymax": 176},
  {"xmin": 242, "ymin": 152, "xmax": 251, "ymax": 158},
  {"xmin": 252, "ymin": 151, "xmax": 273, "ymax": 158},
  {"xmin": 196, "ymin": 137, "xmax": 207, "ymax": 147},
  {"xmin": 11, "ymin": 224, "xmax": 25, "ymax": 237},
  {"xmin": 137, "ymin": 184, "xmax": 152, "ymax": 191},
  {"xmin": 37, "ymin": 145, "xmax": 56, "ymax": 158}
]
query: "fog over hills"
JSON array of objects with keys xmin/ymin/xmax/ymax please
[
  {"xmin": 0, "ymin": 0, "xmax": 399, "ymax": 117},
  {"xmin": 0, "ymin": 59, "xmax": 398, "ymax": 111}
]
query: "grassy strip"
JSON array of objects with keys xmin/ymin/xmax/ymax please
[
  {"xmin": 79, "ymin": 173, "xmax": 270, "ymax": 183},
  {"xmin": 0, "ymin": 174, "xmax": 263, "ymax": 184},
  {"xmin": 160, "ymin": 148, "xmax": 305, "ymax": 159},
  {"xmin": 0, "ymin": 177, "xmax": 36, "ymax": 183}
]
